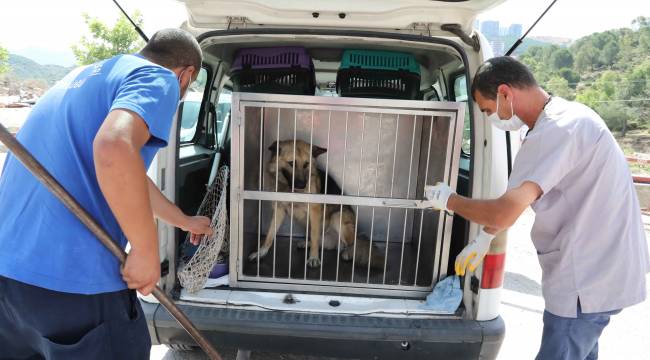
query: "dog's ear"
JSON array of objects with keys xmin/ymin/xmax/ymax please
[
  {"xmin": 312, "ymin": 145, "xmax": 327, "ymax": 158},
  {"xmin": 268, "ymin": 141, "xmax": 280, "ymax": 155}
]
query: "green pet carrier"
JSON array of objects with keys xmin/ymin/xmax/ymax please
[{"xmin": 337, "ymin": 50, "xmax": 421, "ymax": 100}]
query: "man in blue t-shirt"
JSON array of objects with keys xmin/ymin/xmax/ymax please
[{"xmin": 0, "ymin": 29, "xmax": 208, "ymax": 359}]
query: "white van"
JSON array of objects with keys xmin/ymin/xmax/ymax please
[{"xmin": 142, "ymin": 1, "xmax": 515, "ymax": 358}]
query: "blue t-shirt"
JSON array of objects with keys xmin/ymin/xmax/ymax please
[{"xmin": 0, "ymin": 54, "xmax": 180, "ymax": 294}]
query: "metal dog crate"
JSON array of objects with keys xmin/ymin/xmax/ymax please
[{"xmin": 230, "ymin": 93, "xmax": 465, "ymax": 298}]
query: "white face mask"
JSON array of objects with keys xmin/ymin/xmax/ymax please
[
  {"xmin": 178, "ymin": 68, "xmax": 189, "ymax": 102},
  {"xmin": 488, "ymin": 93, "xmax": 524, "ymax": 131}
]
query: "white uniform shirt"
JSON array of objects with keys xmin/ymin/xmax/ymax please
[{"xmin": 507, "ymin": 97, "xmax": 650, "ymax": 318}]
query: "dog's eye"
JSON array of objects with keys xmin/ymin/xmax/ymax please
[{"xmin": 287, "ymin": 161, "xmax": 294, "ymax": 167}]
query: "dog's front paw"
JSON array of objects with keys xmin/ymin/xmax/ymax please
[
  {"xmin": 307, "ymin": 256, "xmax": 321, "ymax": 268},
  {"xmin": 248, "ymin": 247, "xmax": 269, "ymax": 262}
]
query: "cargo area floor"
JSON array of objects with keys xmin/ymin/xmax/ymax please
[{"xmin": 241, "ymin": 234, "xmax": 434, "ymax": 287}]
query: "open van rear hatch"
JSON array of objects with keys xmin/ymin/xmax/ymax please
[{"xmin": 180, "ymin": 0, "xmax": 504, "ymax": 34}]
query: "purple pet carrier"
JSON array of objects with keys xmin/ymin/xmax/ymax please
[{"xmin": 230, "ymin": 47, "xmax": 316, "ymax": 95}]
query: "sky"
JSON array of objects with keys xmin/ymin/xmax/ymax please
[
  {"xmin": 478, "ymin": 0, "xmax": 650, "ymax": 39},
  {"xmin": 0, "ymin": 0, "xmax": 648, "ymax": 66},
  {"xmin": 0, "ymin": 0, "xmax": 186, "ymax": 66}
]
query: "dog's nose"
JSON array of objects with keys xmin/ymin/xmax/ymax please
[{"xmin": 294, "ymin": 179, "xmax": 307, "ymax": 189}]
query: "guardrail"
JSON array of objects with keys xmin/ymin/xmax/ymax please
[
  {"xmin": 627, "ymin": 156, "xmax": 650, "ymax": 165},
  {"xmin": 633, "ymin": 175, "xmax": 650, "ymax": 184},
  {"xmin": 628, "ymin": 156, "xmax": 650, "ymax": 184}
]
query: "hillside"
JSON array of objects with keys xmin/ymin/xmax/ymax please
[
  {"xmin": 6, "ymin": 54, "xmax": 72, "ymax": 86},
  {"xmin": 519, "ymin": 16, "xmax": 650, "ymax": 136},
  {"xmin": 11, "ymin": 47, "xmax": 75, "ymax": 68}
]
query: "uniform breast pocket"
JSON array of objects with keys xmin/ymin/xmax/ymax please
[
  {"xmin": 531, "ymin": 189, "xmax": 571, "ymax": 252},
  {"xmin": 537, "ymin": 249, "xmax": 561, "ymax": 274}
]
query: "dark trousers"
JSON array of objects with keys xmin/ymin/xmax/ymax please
[{"xmin": 0, "ymin": 275, "xmax": 150, "ymax": 360}]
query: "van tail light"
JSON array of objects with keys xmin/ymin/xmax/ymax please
[{"xmin": 481, "ymin": 253, "xmax": 506, "ymax": 289}]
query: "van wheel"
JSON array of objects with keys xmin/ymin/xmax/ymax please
[{"xmin": 166, "ymin": 344, "xmax": 196, "ymax": 351}]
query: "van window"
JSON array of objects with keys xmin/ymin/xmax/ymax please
[
  {"xmin": 216, "ymin": 88, "xmax": 232, "ymax": 147},
  {"xmin": 453, "ymin": 74, "xmax": 471, "ymax": 154},
  {"xmin": 179, "ymin": 68, "xmax": 208, "ymax": 143}
]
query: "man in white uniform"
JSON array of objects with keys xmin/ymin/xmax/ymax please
[{"xmin": 422, "ymin": 56, "xmax": 649, "ymax": 360}]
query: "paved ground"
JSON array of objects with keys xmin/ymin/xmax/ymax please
[
  {"xmin": 151, "ymin": 208, "xmax": 650, "ymax": 359},
  {"xmin": 0, "ymin": 107, "xmax": 31, "ymax": 129}
]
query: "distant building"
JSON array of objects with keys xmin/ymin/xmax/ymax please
[
  {"xmin": 481, "ymin": 20, "xmax": 500, "ymax": 38},
  {"xmin": 489, "ymin": 40, "xmax": 505, "ymax": 56},
  {"xmin": 508, "ymin": 24, "xmax": 523, "ymax": 38}
]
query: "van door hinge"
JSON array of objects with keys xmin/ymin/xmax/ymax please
[
  {"xmin": 409, "ymin": 22, "xmax": 433, "ymax": 37},
  {"xmin": 226, "ymin": 16, "xmax": 249, "ymax": 30},
  {"xmin": 441, "ymin": 24, "xmax": 481, "ymax": 52},
  {"xmin": 470, "ymin": 275, "xmax": 480, "ymax": 294}
]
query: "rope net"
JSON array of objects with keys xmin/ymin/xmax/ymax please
[{"xmin": 178, "ymin": 166, "xmax": 229, "ymax": 293}]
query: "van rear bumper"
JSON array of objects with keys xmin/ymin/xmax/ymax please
[{"xmin": 142, "ymin": 300, "xmax": 504, "ymax": 359}]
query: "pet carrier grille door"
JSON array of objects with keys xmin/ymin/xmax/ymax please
[{"xmin": 230, "ymin": 93, "xmax": 465, "ymax": 298}]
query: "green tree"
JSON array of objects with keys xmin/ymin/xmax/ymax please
[
  {"xmin": 632, "ymin": 16, "xmax": 650, "ymax": 29},
  {"xmin": 0, "ymin": 45, "xmax": 9, "ymax": 75},
  {"xmin": 72, "ymin": 11, "xmax": 145, "ymax": 65},
  {"xmin": 596, "ymin": 71, "xmax": 621, "ymax": 99},
  {"xmin": 619, "ymin": 60, "xmax": 650, "ymax": 99},
  {"xmin": 520, "ymin": 48, "xmax": 554, "ymax": 85},
  {"xmin": 595, "ymin": 102, "xmax": 630, "ymax": 135},
  {"xmin": 550, "ymin": 48, "xmax": 573, "ymax": 70},
  {"xmin": 638, "ymin": 19, "xmax": 650, "ymax": 52},
  {"xmin": 575, "ymin": 45, "xmax": 599, "ymax": 71},
  {"xmin": 521, "ymin": 19, "xmax": 650, "ymax": 133},
  {"xmin": 600, "ymin": 41, "xmax": 619, "ymax": 67},
  {"xmin": 617, "ymin": 28, "xmax": 638, "ymax": 69},
  {"xmin": 576, "ymin": 86, "xmax": 605, "ymax": 109},
  {"xmin": 559, "ymin": 68, "xmax": 580, "ymax": 88},
  {"xmin": 546, "ymin": 75, "xmax": 574, "ymax": 100},
  {"xmin": 640, "ymin": 30, "xmax": 650, "ymax": 51}
]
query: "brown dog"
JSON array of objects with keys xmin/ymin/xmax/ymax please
[{"xmin": 248, "ymin": 140, "xmax": 384, "ymax": 268}]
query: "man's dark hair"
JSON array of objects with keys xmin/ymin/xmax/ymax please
[
  {"xmin": 471, "ymin": 56, "xmax": 538, "ymax": 100},
  {"xmin": 140, "ymin": 28, "xmax": 202, "ymax": 72}
]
